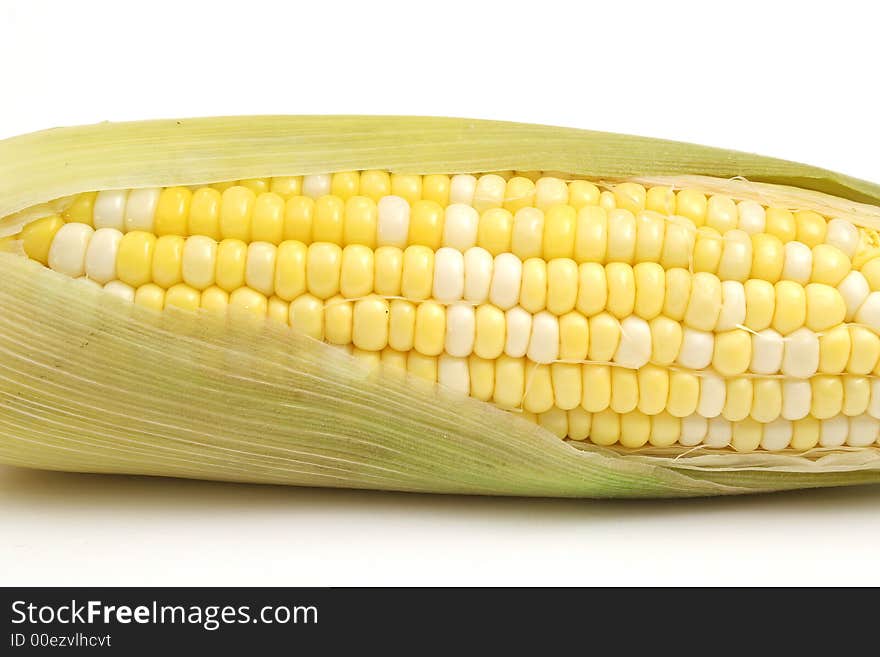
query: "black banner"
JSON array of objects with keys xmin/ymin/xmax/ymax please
[{"xmin": 0, "ymin": 587, "xmax": 869, "ymax": 653}]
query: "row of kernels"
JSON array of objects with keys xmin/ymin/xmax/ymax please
[
  {"xmin": 521, "ymin": 406, "xmax": 879, "ymax": 450},
  {"xmin": 42, "ymin": 224, "xmax": 880, "ymax": 376}
]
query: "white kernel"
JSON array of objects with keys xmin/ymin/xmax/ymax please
[
  {"xmin": 504, "ymin": 306, "xmax": 532, "ymax": 358},
  {"xmin": 473, "ymin": 174, "xmax": 506, "ymax": 212},
  {"xmin": 244, "ymin": 241, "xmax": 276, "ymax": 296},
  {"xmin": 704, "ymin": 416, "xmax": 732, "ymax": 448},
  {"xmin": 376, "ymin": 196, "xmax": 410, "ymax": 248},
  {"xmin": 677, "ymin": 328, "xmax": 714, "ymax": 370},
  {"xmin": 449, "ymin": 174, "xmax": 477, "ymax": 206},
  {"xmin": 838, "ymin": 270, "xmax": 870, "ymax": 321},
  {"xmin": 848, "ymin": 414, "xmax": 880, "ymax": 447},
  {"xmin": 527, "ymin": 311, "xmax": 560, "ymax": 365},
  {"xmin": 825, "ymin": 218, "xmax": 859, "ymax": 257},
  {"xmin": 93, "ymin": 190, "xmax": 129, "ymax": 231},
  {"xmin": 48, "ymin": 223, "xmax": 95, "ymax": 278},
  {"xmin": 716, "ymin": 280, "xmax": 746, "ymax": 331},
  {"xmin": 680, "ymin": 414, "xmax": 708, "ymax": 446},
  {"xmin": 84, "ymin": 227, "xmax": 123, "ymax": 284},
  {"xmin": 182, "ymin": 235, "xmax": 219, "ymax": 291},
  {"xmin": 697, "ymin": 371, "xmax": 726, "ymax": 418},
  {"xmin": 855, "ymin": 291, "xmax": 880, "ymax": 333},
  {"xmin": 761, "ymin": 418, "xmax": 792, "ymax": 451},
  {"xmin": 782, "ymin": 380, "xmax": 812, "ymax": 420},
  {"xmin": 124, "ymin": 188, "xmax": 160, "ymax": 232},
  {"xmin": 432, "ymin": 247, "xmax": 465, "ymax": 303},
  {"xmin": 750, "ymin": 329, "xmax": 784, "ymax": 375},
  {"xmin": 103, "ymin": 280, "xmax": 135, "ymax": 303},
  {"xmin": 489, "ymin": 253, "xmax": 523, "ymax": 310},
  {"xmin": 438, "ymin": 354, "xmax": 470, "ymax": 395},
  {"xmin": 819, "ymin": 415, "xmax": 848, "ymax": 448},
  {"xmin": 442, "ymin": 204, "xmax": 479, "ymax": 251},
  {"xmin": 463, "ymin": 247, "xmax": 493, "ymax": 304},
  {"xmin": 613, "ymin": 316, "xmax": 651, "ymax": 369},
  {"xmin": 302, "ymin": 174, "xmax": 331, "ymax": 199},
  {"xmin": 736, "ymin": 200, "xmax": 766, "ymax": 234},
  {"xmin": 445, "ymin": 303, "xmax": 475, "ymax": 358},
  {"xmin": 781, "ymin": 327, "xmax": 819, "ymax": 378},
  {"xmin": 871, "ymin": 379, "xmax": 880, "ymax": 419},
  {"xmin": 782, "ymin": 241, "xmax": 812, "ymax": 284}
]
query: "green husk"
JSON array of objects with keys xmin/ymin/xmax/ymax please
[{"xmin": 2, "ymin": 115, "xmax": 880, "ymax": 498}]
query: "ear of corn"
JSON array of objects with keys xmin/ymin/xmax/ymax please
[{"xmin": 2, "ymin": 116, "xmax": 880, "ymax": 498}]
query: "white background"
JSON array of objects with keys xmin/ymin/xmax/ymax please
[{"xmin": 2, "ymin": 0, "xmax": 879, "ymax": 586}]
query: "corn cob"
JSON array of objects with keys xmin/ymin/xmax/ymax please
[{"xmin": 3, "ymin": 116, "xmax": 880, "ymax": 497}]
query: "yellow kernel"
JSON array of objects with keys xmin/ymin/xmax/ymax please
[
  {"xmin": 312, "ymin": 195, "xmax": 345, "ymax": 244},
  {"xmin": 649, "ymin": 316, "xmax": 683, "ymax": 366},
  {"xmin": 573, "ymin": 206, "xmax": 607, "ymax": 264},
  {"xmin": 676, "ymin": 189, "xmax": 707, "ymax": 226},
  {"xmin": 306, "ymin": 242, "xmax": 343, "ymax": 299},
  {"xmin": 390, "ymin": 174, "xmax": 422, "ymax": 205},
  {"xmin": 503, "ymin": 176, "xmax": 536, "ymax": 213},
  {"xmin": 567, "ymin": 180, "xmax": 600, "ymax": 210},
  {"xmin": 219, "ymin": 186, "xmax": 255, "ymax": 241},
  {"xmin": 408, "ymin": 352, "xmax": 438, "ymax": 383},
  {"xmin": 590, "ymin": 409, "xmax": 620, "ymax": 446},
  {"xmin": 330, "ymin": 171, "xmax": 360, "ymax": 200},
  {"xmin": 250, "ymin": 192, "xmax": 285, "ymax": 244},
  {"xmin": 645, "ymin": 186, "xmax": 675, "ymax": 215},
  {"xmin": 805, "ymin": 283, "xmax": 846, "ymax": 332},
  {"xmin": 519, "ymin": 258, "xmax": 547, "ymax": 313},
  {"xmin": 605, "ymin": 262, "xmax": 635, "ymax": 319},
  {"xmin": 422, "ymin": 174, "xmax": 450, "ymax": 207},
  {"xmin": 810, "ymin": 375, "xmax": 843, "ymax": 419},
  {"xmin": 791, "ymin": 417, "xmax": 820, "ymax": 450},
  {"xmin": 401, "ymin": 245, "xmax": 435, "ymax": 300},
  {"xmin": 134, "ymin": 283, "xmax": 165, "ymax": 311},
  {"xmin": 414, "ymin": 301, "xmax": 446, "ymax": 356},
  {"xmin": 269, "ymin": 176, "xmax": 303, "ymax": 199},
  {"xmin": 388, "ymin": 299, "xmax": 416, "ymax": 352},
  {"xmin": 523, "ymin": 362, "xmax": 554, "ymax": 414},
  {"xmin": 188, "ymin": 187, "xmax": 222, "ymax": 240},
  {"xmin": 633, "ymin": 262, "xmax": 665, "ymax": 320},
  {"xmin": 229, "ymin": 286, "xmax": 268, "ymax": 319},
  {"xmin": 605, "ymin": 209, "xmax": 637, "ymax": 264},
  {"xmin": 581, "ymin": 365, "xmax": 611, "ymax": 413},
  {"xmin": 283, "ymin": 196, "xmax": 315, "ymax": 243},
  {"xmin": 164, "ymin": 283, "xmax": 201, "ymax": 311},
  {"xmin": 468, "ymin": 355, "xmax": 495, "ymax": 401},
  {"xmin": 343, "ymin": 196, "xmax": 378, "ymax": 248},
  {"xmin": 619, "ymin": 410, "xmax": 651, "ymax": 448},
  {"xmin": 237, "ymin": 178, "xmax": 270, "ymax": 194},
  {"xmin": 478, "ymin": 208, "xmax": 514, "ymax": 256},
  {"xmin": 663, "ymin": 267, "xmax": 691, "ymax": 322},
  {"xmin": 374, "ymin": 246, "xmax": 403, "ymax": 297},
  {"xmin": 408, "ymin": 200, "xmax": 445, "ymax": 249},
  {"xmin": 610, "ymin": 368, "xmax": 639, "ymax": 414},
  {"xmin": 613, "ymin": 182, "xmax": 646, "ymax": 215},
  {"xmin": 340, "ymin": 244, "xmax": 374, "ymax": 298},
  {"xmin": 772, "ymin": 280, "xmax": 807, "ymax": 335},
  {"xmin": 649, "ymin": 412, "xmax": 680, "ymax": 447},
  {"xmin": 750, "ymin": 233, "xmax": 785, "ymax": 283},
  {"xmin": 706, "ymin": 195, "xmax": 737, "ymax": 233},
  {"xmin": 744, "ymin": 279, "xmax": 775, "ymax": 331},
  {"xmin": 811, "ymin": 244, "xmax": 851, "ymax": 286},
  {"xmin": 289, "ymin": 294, "xmax": 324, "ymax": 340},
  {"xmin": 215, "ymin": 238, "xmax": 248, "ymax": 293},
  {"xmin": 712, "ymin": 330, "xmax": 751, "ymax": 377},
  {"xmin": 352, "ymin": 295, "xmax": 390, "ymax": 351},
  {"xmin": 359, "ymin": 170, "xmax": 391, "ymax": 202},
  {"xmin": 21, "ymin": 215, "xmax": 64, "ymax": 265},
  {"xmin": 546, "ymin": 258, "xmax": 579, "ymax": 315},
  {"xmin": 765, "ymin": 207, "xmax": 796, "ymax": 242},
  {"xmin": 151, "ymin": 235, "xmax": 185, "ymax": 289},
  {"xmin": 692, "ymin": 228, "xmax": 722, "ymax": 273},
  {"xmin": 154, "ymin": 187, "xmax": 192, "ymax": 236},
  {"xmin": 558, "ymin": 311, "xmax": 589, "ymax": 361},
  {"xmin": 62, "ymin": 192, "xmax": 97, "ymax": 226},
  {"xmin": 794, "ymin": 210, "xmax": 827, "ymax": 248},
  {"xmin": 493, "ymin": 356, "xmax": 525, "ymax": 409},
  {"xmin": 634, "ymin": 210, "xmax": 666, "ymax": 264},
  {"xmin": 116, "ymin": 231, "xmax": 157, "ymax": 288}
]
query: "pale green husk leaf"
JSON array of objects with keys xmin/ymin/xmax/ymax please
[{"xmin": 2, "ymin": 115, "xmax": 880, "ymax": 497}]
